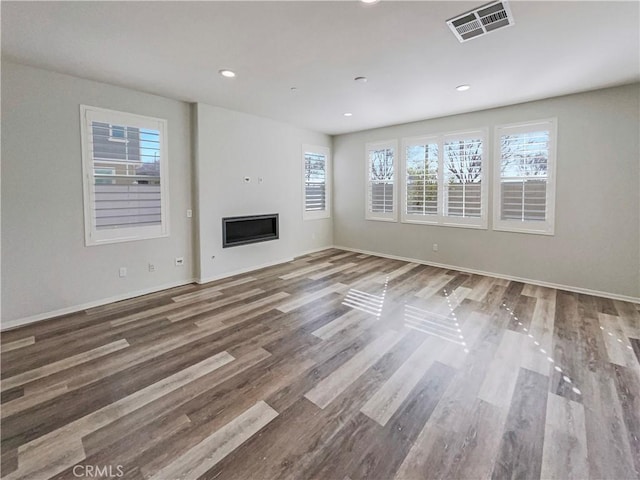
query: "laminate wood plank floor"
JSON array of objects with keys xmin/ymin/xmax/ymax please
[{"xmin": 2, "ymin": 248, "xmax": 639, "ymax": 480}]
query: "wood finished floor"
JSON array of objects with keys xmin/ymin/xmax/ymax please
[{"xmin": 2, "ymin": 248, "xmax": 640, "ymax": 480}]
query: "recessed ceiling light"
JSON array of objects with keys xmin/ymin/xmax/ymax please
[
  {"xmin": 360, "ymin": 0, "xmax": 380, "ymax": 3},
  {"xmin": 456, "ymin": 84, "xmax": 471, "ymax": 92},
  {"xmin": 343, "ymin": 113, "xmax": 353, "ymax": 117},
  {"xmin": 354, "ymin": 76, "xmax": 368, "ymax": 83},
  {"xmin": 219, "ymin": 69, "xmax": 236, "ymax": 78}
]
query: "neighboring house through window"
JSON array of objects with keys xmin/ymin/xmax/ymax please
[
  {"xmin": 109, "ymin": 124, "xmax": 127, "ymax": 142},
  {"xmin": 493, "ymin": 119, "xmax": 557, "ymax": 234},
  {"xmin": 80, "ymin": 105, "xmax": 169, "ymax": 245}
]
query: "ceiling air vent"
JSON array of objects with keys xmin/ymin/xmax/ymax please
[{"xmin": 447, "ymin": 1, "xmax": 514, "ymax": 43}]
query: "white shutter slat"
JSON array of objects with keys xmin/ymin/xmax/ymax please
[
  {"xmin": 443, "ymin": 137, "xmax": 483, "ymax": 219},
  {"xmin": 496, "ymin": 125, "xmax": 553, "ymax": 229},
  {"xmin": 367, "ymin": 145, "xmax": 395, "ymax": 217},
  {"xmin": 404, "ymin": 142, "xmax": 438, "ymax": 217},
  {"xmin": 89, "ymin": 119, "xmax": 163, "ymax": 231},
  {"xmin": 304, "ymin": 152, "xmax": 327, "ymax": 213}
]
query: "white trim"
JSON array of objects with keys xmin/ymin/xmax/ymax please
[
  {"xmin": 5, "ymin": 243, "xmax": 637, "ymax": 330},
  {"xmin": 197, "ymin": 257, "xmax": 294, "ymax": 285},
  {"xmin": 294, "ymin": 245, "xmax": 337, "ymax": 257},
  {"xmin": 399, "ymin": 129, "xmax": 488, "ymax": 230},
  {"xmin": 1, "ymin": 278, "xmax": 197, "ymax": 331},
  {"xmin": 493, "ymin": 118, "xmax": 557, "ymax": 235},
  {"xmin": 333, "ymin": 245, "xmax": 640, "ymax": 304},
  {"xmin": 365, "ymin": 140, "xmax": 398, "ymax": 222},
  {"xmin": 401, "ymin": 135, "xmax": 440, "ymax": 225},
  {"xmin": 1, "ymin": 245, "xmax": 336, "ymax": 331},
  {"xmin": 442, "ymin": 128, "xmax": 489, "ymax": 229},
  {"xmin": 108, "ymin": 124, "xmax": 128, "ymax": 143},
  {"xmin": 194, "ymin": 245, "xmax": 336, "ymax": 284},
  {"xmin": 302, "ymin": 144, "xmax": 331, "ymax": 221},
  {"xmin": 80, "ymin": 105, "xmax": 170, "ymax": 246},
  {"xmin": 197, "ymin": 244, "xmax": 334, "ymax": 284}
]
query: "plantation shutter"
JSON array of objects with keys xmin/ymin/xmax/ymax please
[
  {"xmin": 366, "ymin": 141, "xmax": 396, "ymax": 220},
  {"xmin": 405, "ymin": 141, "xmax": 439, "ymax": 217},
  {"xmin": 304, "ymin": 152, "xmax": 326, "ymax": 212},
  {"xmin": 493, "ymin": 119, "xmax": 556, "ymax": 235},
  {"xmin": 81, "ymin": 106, "xmax": 168, "ymax": 245},
  {"xmin": 499, "ymin": 130, "xmax": 549, "ymax": 221},
  {"xmin": 443, "ymin": 136, "xmax": 483, "ymax": 219}
]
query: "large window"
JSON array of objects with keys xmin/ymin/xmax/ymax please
[
  {"xmin": 303, "ymin": 145, "xmax": 330, "ymax": 220},
  {"xmin": 403, "ymin": 136, "xmax": 439, "ymax": 223},
  {"xmin": 80, "ymin": 105, "xmax": 169, "ymax": 246},
  {"xmin": 366, "ymin": 140, "xmax": 398, "ymax": 221},
  {"xmin": 493, "ymin": 119, "xmax": 557, "ymax": 235},
  {"xmin": 401, "ymin": 130, "xmax": 488, "ymax": 228}
]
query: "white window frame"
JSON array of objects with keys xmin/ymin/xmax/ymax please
[
  {"xmin": 302, "ymin": 144, "xmax": 331, "ymax": 220},
  {"xmin": 441, "ymin": 129, "xmax": 488, "ymax": 229},
  {"xmin": 365, "ymin": 140, "xmax": 398, "ymax": 222},
  {"xmin": 401, "ymin": 135, "xmax": 441, "ymax": 225},
  {"xmin": 80, "ymin": 105, "xmax": 170, "ymax": 246},
  {"xmin": 400, "ymin": 129, "xmax": 488, "ymax": 229},
  {"xmin": 493, "ymin": 118, "xmax": 557, "ymax": 235},
  {"xmin": 108, "ymin": 124, "xmax": 128, "ymax": 143},
  {"xmin": 94, "ymin": 167, "xmax": 116, "ymax": 185}
]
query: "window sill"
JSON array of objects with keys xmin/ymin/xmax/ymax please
[
  {"xmin": 303, "ymin": 212, "xmax": 330, "ymax": 221},
  {"xmin": 493, "ymin": 224, "xmax": 554, "ymax": 236},
  {"xmin": 365, "ymin": 216, "xmax": 398, "ymax": 223}
]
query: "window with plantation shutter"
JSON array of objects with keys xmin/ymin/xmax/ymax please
[
  {"xmin": 494, "ymin": 119, "xmax": 556, "ymax": 235},
  {"xmin": 402, "ymin": 137, "xmax": 439, "ymax": 223},
  {"xmin": 400, "ymin": 130, "xmax": 487, "ymax": 228},
  {"xmin": 366, "ymin": 140, "xmax": 397, "ymax": 221},
  {"xmin": 443, "ymin": 133, "xmax": 486, "ymax": 227},
  {"xmin": 303, "ymin": 145, "xmax": 330, "ymax": 220},
  {"xmin": 80, "ymin": 105, "xmax": 169, "ymax": 246}
]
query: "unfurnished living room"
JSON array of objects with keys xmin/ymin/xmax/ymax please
[{"xmin": 1, "ymin": 1, "xmax": 639, "ymax": 479}]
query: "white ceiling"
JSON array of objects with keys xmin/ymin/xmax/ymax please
[{"xmin": 2, "ymin": 1, "xmax": 639, "ymax": 135}]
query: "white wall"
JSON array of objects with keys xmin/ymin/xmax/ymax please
[
  {"xmin": 194, "ymin": 103, "xmax": 332, "ymax": 282},
  {"xmin": 333, "ymin": 84, "xmax": 640, "ymax": 299},
  {"xmin": 1, "ymin": 62, "xmax": 195, "ymax": 326}
]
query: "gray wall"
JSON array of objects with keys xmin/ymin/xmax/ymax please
[
  {"xmin": 3, "ymin": 60, "xmax": 637, "ymax": 327},
  {"xmin": 1, "ymin": 62, "xmax": 195, "ymax": 326},
  {"xmin": 333, "ymin": 84, "xmax": 640, "ymax": 298},
  {"xmin": 194, "ymin": 103, "xmax": 333, "ymax": 282}
]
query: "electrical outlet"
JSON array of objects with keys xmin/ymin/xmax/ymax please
[
  {"xmin": 186, "ymin": 209, "xmax": 193, "ymax": 218},
  {"xmin": 175, "ymin": 257, "xmax": 184, "ymax": 266},
  {"xmin": 148, "ymin": 263, "xmax": 155, "ymax": 272},
  {"xmin": 119, "ymin": 267, "xmax": 127, "ymax": 278},
  {"xmin": 432, "ymin": 243, "xmax": 439, "ymax": 252},
  {"xmin": 243, "ymin": 176, "xmax": 251, "ymax": 183}
]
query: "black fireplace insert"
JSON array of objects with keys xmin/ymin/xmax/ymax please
[{"xmin": 222, "ymin": 213, "xmax": 279, "ymax": 248}]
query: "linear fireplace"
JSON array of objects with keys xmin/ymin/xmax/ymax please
[{"xmin": 222, "ymin": 213, "xmax": 279, "ymax": 248}]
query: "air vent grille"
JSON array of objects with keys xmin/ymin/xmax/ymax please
[{"xmin": 447, "ymin": 1, "xmax": 514, "ymax": 42}]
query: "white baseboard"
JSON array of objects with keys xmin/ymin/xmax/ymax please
[
  {"xmin": 2, "ymin": 245, "xmax": 336, "ymax": 331},
  {"xmin": 294, "ymin": 245, "xmax": 340, "ymax": 258},
  {"xmin": 7, "ymin": 243, "xmax": 632, "ymax": 331},
  {"xmin": 197, "ymin": 245, "xmax": 336, "ymax": 284},
  {"xmin": 334, "ymin": 245, "xmax": 640, "ymax": 304},
  {"xmin": 1, "ymin": 278, "xmax": 197, "ymax": 331},
  {"xmin": 197, "ymin": 256, "xmax": 294, "ymax": 285}
]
